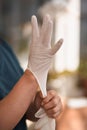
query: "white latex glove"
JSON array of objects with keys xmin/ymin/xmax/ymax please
[
  {"xmin": 27, "ymin": 14, "xmax": 63, "ymax": 97},
  {"xmin": 35, "ymin": 107, "xmax": 55, "ymax": 130},
  {"xmin": 27, "ymin": 14, "xmax": 63, "ymax": 130}
]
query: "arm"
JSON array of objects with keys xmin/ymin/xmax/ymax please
[
  {"xmin": 0, "ymin": 69, "xmax": 38, "ymax": 130},
  {"xmin": 25, "ymin": 91, "xmax": 42, "ymax": 121}
]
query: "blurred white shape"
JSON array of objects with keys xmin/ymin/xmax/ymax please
[
  {"xmin": 26, "ymin": 120, "xmax": 33, "ymax": 128},
  {"xmin": 38, "ymin": 0, "xmax": 67, "ymax": 18},
  {"xmin": 54, "ymin": 0, "xmax": 81, "ymax": 72},
  {"xmin": 67, "ymin": 98, "xmax": 87, "ymax": 108}
]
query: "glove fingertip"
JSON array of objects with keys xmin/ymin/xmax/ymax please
[
  {"xmin": 31, "ymin": 15, "xmax": 38, "ymax": 25},
  {"xmin": 51, "ymin": 38, "xmax": 63, "ymax": 55},
  {"xmin": 58, "ymin": 38, "xmax": 63, "ymax": 44}
]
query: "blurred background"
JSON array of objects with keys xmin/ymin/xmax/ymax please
[{"xmin": 0, "ymin": 0, "xmax": 87, "ymax": 130}]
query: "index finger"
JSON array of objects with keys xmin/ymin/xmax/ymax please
[{"xmin": 41, "ymin": 90, "xmax": 56, "ymax": 105}]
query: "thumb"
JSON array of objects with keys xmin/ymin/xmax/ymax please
[{"xmin": 50, "ymin": 39, "xmax": 63, "ymax": 55}]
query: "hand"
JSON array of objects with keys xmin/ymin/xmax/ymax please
[
  {"xmin": 27, "ymin": 14, "xmax": 63, "ymax": 97},
  {"xmin": 34, "ymin": 90, "xmax": 63, "ymax": 119},
  {"xmin": 41, "ymin": 90, "xmax": 63, "ymax": 119}
]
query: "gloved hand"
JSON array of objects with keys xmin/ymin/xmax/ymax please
[{"xmin": 27, "ymin": 14, "xmax": 63, "ymax": 97}]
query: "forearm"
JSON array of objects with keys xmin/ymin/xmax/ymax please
[
  {"xmin": 0, "ymin": 69, "xmax": 38, "ymax": 130},
  {"xmin": 26, "ymin": 101, "xmax": 39, "ymax": 122},
  {"xmin": 26, "ymin": 91, "xmax": 42, "ymax": 122}
]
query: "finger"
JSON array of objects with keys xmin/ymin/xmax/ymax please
[
  {"xmin": 41, "ymin": 14, "xmax": 53, "ymax": 47},
  {"xmin": 43, "ymin": 18, "xmax": 53, "ymax": 47},
  {"xmin": 31, "ymin": 15, "xmax": 39, "ymax": 43},
  {"xmin": 43, "ymin": 96, "xmax": 58, "ymax": 110},
  {"xmin": 47, "ymin": 104, "xmax": 63, "ymax": 118},
  {"xmin": 41, "ymin": 90, "xmax": 56, "ymax": 105},
  {"xmin": 46, "ymin": 106, "xmax": 59, "ymax": 117},
  {"xmin": 49, "ymin": 111, "xmax": 62, "ymax": 119},
  {"xmin": 38, "ymin": 91, "xmax": 43, "ymax": 99},
  {"xmin": 50, "ymin": 38, "xmax": 63, "ymax": 55}
]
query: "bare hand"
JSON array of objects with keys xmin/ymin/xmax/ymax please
[
  {"xmin": 41, "ymin": 90, "xmax": 63, "ymax": 118},
  {"xmin": 34, "ymin": 90, "xmax": 63, "ymax": 119}
]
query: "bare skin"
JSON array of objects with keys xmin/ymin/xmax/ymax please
[
  {"xmin": 41, "ymin": 90, "xmax": 63, "ymax": 118},
  {"xmin": 0, "ymin": 69, "xmax": 38, "ymax": 130},
  {"xmin": 0, "ymin": 69, "xmax": 63, "ymax": 130},
  {"xmin": 26, "ymin": 90, "xmax": 63, "ymax": 121}
]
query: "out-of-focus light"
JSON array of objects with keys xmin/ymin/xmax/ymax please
[
  {"xmin": 51, "ymin": 0, "xmax": 67, "ymax": 4},
  {"xmin": 38, "ymin": 0, "xmax": 67, "ymax": 18},
  {"xmin": 54, "ymin": 0, "xmax": 81, "ymax": 72},
  {"xmin": 67, "ymin": 98, "xmax": 87, "ymax": 108}
]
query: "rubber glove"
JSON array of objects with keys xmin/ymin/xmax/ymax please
[
  {"xmin": 27, "ymin": 14, "xmax": 63, "ymax": 130},
  {"xmin": 27, "ymin": 14, "xmax": 63, "ymax": 97},
  {"xmin": 35, "ymin": 107, "xmax": 55, "ymax": 130}
]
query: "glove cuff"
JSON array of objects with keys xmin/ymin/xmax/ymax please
[{"xmin": 27, "ymin": 67, "xmax": 47, "ymax": 97}]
